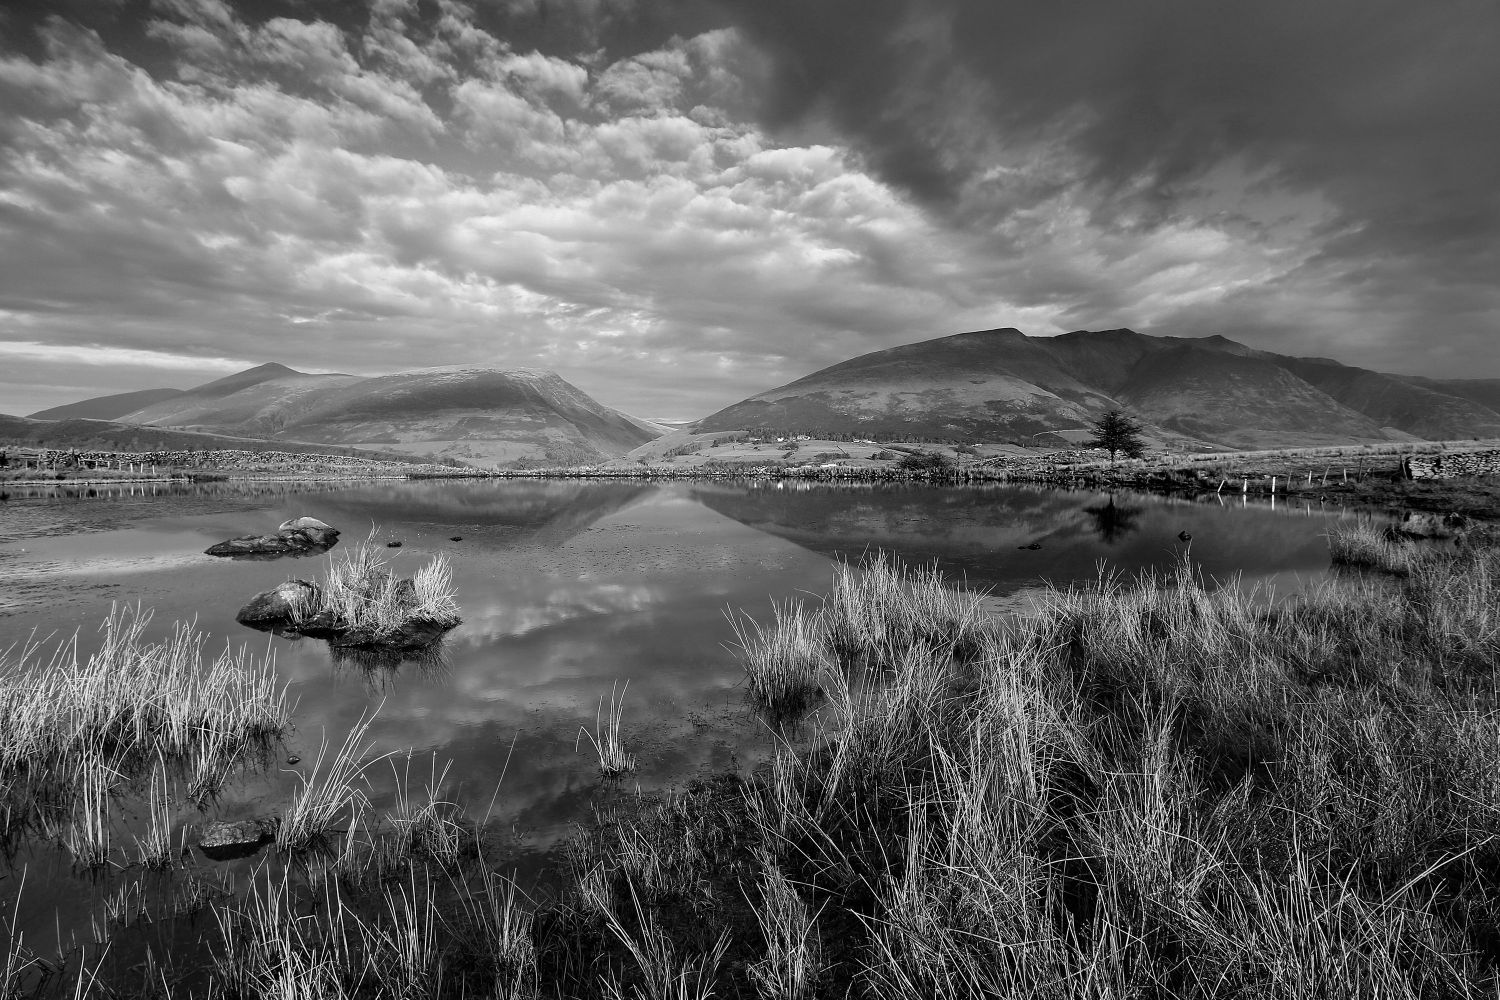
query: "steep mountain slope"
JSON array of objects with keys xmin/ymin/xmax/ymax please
[
  {"xmin": 695, "ymin": 328, "xmax": 1116, "ymax": 441},
  {"xmin": 1114, "ymin": 346, "xmax": 1394, "ymax": 447},
  {"xmin": 1399, "ymin": 377, "xmax": 1500, "ymax": 419},
  {"xmin": 113, "ymin": 365, "xmax": 662, "ymax": 465},
  {"xmin": 1273, "ymin": 360, "xmax": 1500, "ymax": 440},
  {"xmin": 696, "ymin": 326, "xmax": 1494, "ymax": 448},
  {"xmin": 252, "ymin": 366, "xmax": 662, "ymax": 465},
  {"xmin": 124, "ymin": 373, "xmax": 360, "ymax": 433},
  {"xmin": 29, "ymin": 387, "xmax": 186, "ymax": 421}
]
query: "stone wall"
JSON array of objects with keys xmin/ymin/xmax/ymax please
[{"xmin": 1405, "ymin": 450, "xmax": 1500, "ymax": 479}]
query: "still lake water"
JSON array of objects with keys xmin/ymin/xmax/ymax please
[{"xmin": 0, "ymin": 478, "xmax": 1377, "ymax": 953}]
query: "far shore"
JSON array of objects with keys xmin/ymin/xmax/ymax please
[{"xmin": 7, "ymin": 437, "xmax": 1500, "ymax": 519}]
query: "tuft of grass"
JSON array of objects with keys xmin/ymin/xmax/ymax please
[
  {"xmin": 1328, "ymin": 521, "xmax": 1421, "ymax": 574},
  {"xmin": 277, "ymin": 711, "xmax": 382, "ymax": 856},
  {"xmin": 388, "ymin": 752, "xmax": 467, "ymax": 865},
  {"xmin": 727, "ymin": 601, "xmax": 832, "ymax": 722},
  {"xmin": 293, "ymin": 534, "xmax": 462, "ymax": 645},
  {"xmin": 577, "ymin": 682, "xmax": 636, "ymax": 778}
]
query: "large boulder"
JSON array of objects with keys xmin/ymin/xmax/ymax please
[
  {"xmin": 278, "ymin": 516, "xmax": 340, "ymax": 548},
  {"xmin": 199, "ymin": 816, "xmax": 279, "ymax": 861},
  {"xmin": 206, "ymin": 516, "xmax": 340, "ymax": 557},
  {"xmin": 237, "ymin": 579, "xmax": 319, "ymax": 630}
]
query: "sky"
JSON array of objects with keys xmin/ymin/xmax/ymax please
[{"xmin": 1, "ymin": 0, "xmax": 1497, "ymax": 419}]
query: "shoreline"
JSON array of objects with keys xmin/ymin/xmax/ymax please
[{"xmin": 7, "ymin": 454, "xmax": 1497, "ymax": 520}]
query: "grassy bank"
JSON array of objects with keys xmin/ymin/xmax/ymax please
[{"xmin": 10, "ymin": 532, "xmax": 1500, "ymax": 996}]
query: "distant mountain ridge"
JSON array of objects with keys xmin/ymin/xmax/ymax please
[
  {"xmin": 695, "ymin": 328, "xmax": 1500, "ymax": 448},
  {"xmin": 30, "ymin": 362, "xmax": 663, "ymax": 466}
]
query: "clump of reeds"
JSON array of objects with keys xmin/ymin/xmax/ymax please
[
  {"xmin": 0, "ymin": 605, "xmax": 289, "ymax": 864},
  {"xmin": 727, "ymin": 600, "xmax": 833, "ymax": 721},
  {"xmin": 1327, "ymin": 520, "xmax": 1422, "ymax": 574},
  {"xmin": 577, "ymin": 682, "xmax": 636, "ymax": 778},
  {"xmin": 292, "ymin": 534, "xmax": 462, "ymax": 645},
  {"xmin": 277, "ymin": 712, "xmax": 380, "ymax": 855},
  {"xmin": 387, "ymin": 753, "xmax": 467, "ymax": 865},
  {"xmin": 820, "ymin": 553, "xmax": 995, "ymax": 667}
]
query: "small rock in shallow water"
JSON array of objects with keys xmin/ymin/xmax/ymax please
[
  {"xmin": 449, "ymin": 536, "xmax": 462, "ymax": 542},
  {"xmin": 1178, "ymin": 531, "xmax": 1193, "ymax": 542},
  {"xmin": 199, "ymin": 817, "xmax": 279, "ymax": 861},
  {"xmin": 387, "ymin": 540, "xmax": 402, "ymax": 547},
  {"xmin": 1017, "ymin": 542, "xmax": 1042, "ymax": 550},
  {"xmin": 286, "ymin": 755, "xmax": 301, "ymax": 765}
]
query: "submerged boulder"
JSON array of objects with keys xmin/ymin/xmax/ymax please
[
  {"xmin": 206, "ymin": 515, "xmax": 340, "ymax": 558},
  {"xmin": 199, "ymin": 816, "xmax": 279, "ymax": 861}
]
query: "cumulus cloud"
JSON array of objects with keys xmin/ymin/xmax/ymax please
[{"xmin": 0, "ymin": 0, "xmax": 1496, "ymax": 420}]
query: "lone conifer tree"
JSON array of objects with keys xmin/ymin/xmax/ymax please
[{"xmin": 1087, "ymin": 409, "xmax": 1147, "ymax": 463}]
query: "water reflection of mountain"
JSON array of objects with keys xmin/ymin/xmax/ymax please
[
  {"xmin": 690, "ymin": 482, "xmax": 1355, "ymax": 594},
  {"xmin": 301, "ymin": 481, "xmax": 657, "ymax": 547}
]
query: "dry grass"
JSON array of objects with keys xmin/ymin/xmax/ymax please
[
  {"xmin": 52, "ymin": 541, "xmax": 1500, "ymax": 998},
  {"xmin": 0, "ymin": 605, "xmax": 288, "ymax": 864},
  {"xmin": 1327, "ymin": 520, "xmax": 1422, "ymax": 574},
  {"xmin": 292, "ymin": 534, "xmax": 461, "ymax": 644},
  {"xmin": 577, "ymin": 682, "xmax": 636, "ymax": 778},
  {"xmin": 277, "ymin": 711, "xmax": 382, "ymax": 855},
  {"xmin": 544, "ymin": 545, "xmax": 1500, "ymax": 998}
]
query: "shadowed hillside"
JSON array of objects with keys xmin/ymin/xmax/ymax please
[
  {"xmin": 36, "ymin": 364, "xmax": 665, "ymax": 467},
  {"xmin": 696, "ymin": 327, "xmax": 1500, "ymax": 448},
  {"xmin": 28, "ymin": 387, "xmax": 187, "ymax": 421}
]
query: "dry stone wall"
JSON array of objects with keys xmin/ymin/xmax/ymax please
[{"xmin": 1406, "ymin": 450, "xmax": 1500, "ymax": 479}]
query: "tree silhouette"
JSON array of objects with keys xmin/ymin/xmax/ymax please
[{"xmin": 1087, "ymin": 410, "xmax": 1147, "ymax": 463}]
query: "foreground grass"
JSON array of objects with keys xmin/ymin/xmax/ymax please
[
  {"xmin": 0, "ymin": 606, "xmax": 291, "ymax": 867},
  {"xmin": 18, "ymin": 538, "xmax": 1500, "ymax": 997}
]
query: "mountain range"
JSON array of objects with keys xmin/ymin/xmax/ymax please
[
  {"xmin": 694, "ymin": 328, "xmax": 1500, "ymax": 449},
  {"xmin": 23, "ymin": 328, "xmax": 1500, "ymax": 462},
  {"xmin": 31, "ymin": 363, "xmax": 663, "ymax": 466}
]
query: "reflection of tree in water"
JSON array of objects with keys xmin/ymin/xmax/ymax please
[{"xmin": 1084, "ymin": 495, "xmax": 1143, "ymax": 545}]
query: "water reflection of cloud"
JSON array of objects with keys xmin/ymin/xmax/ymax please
[{"xmin": 459, "ymin": 582, "xmax": 667, "ymax": 640}]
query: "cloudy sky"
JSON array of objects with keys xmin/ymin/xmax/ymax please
[{"xmin": 2, "ymin": 0, "xmax": 1497, "ymax": 419}]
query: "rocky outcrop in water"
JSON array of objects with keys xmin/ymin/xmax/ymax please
[
  {"xmin": 206, "ymin": 515, "xmax": 339, "ymax": 557},
  {"xmin": 236, "ymin": 571, "xmax": 460, "ymax": 652}
]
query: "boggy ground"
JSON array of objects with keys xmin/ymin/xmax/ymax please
[{"xmin": 13, "ymin": 528, "xmax": 1495, "ymax": 998}]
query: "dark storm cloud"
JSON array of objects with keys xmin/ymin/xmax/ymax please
[{"xmin": 720, "ymin": 0, "xmax": 1500, "ymax": 363}]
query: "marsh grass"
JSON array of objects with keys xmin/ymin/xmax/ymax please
[
  {"xmin": 538, "ymin": 544, "xmax": 1500, "ymax": 998},
  {"xmin": 58, "ymin": 541, "xmax": 1500, "ymax": 998},
  {"xmin": 1327, "ymin": 520, "xmax": 1422, "ymax": 574},
  {"xmin": 293, "ymin": 534, "xmax": 462, "ymax": 645},
  {"xmin": 577, "ymin": 682, "xmax": 636, "ymax": 778},
  {"xmin": 727, "ymin": 601, "xmax": 832, "ymax": 721},
  {"xmin": 0, "ymin": 605, "xmax": 288, "ymax": 864},
  {"xmin": 278, "ymin": 712, "xmax": 383, "ymax": 856},
  {"xmin": 387, "ymin": 753, "xmax": 467, "ymax": 865}
]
